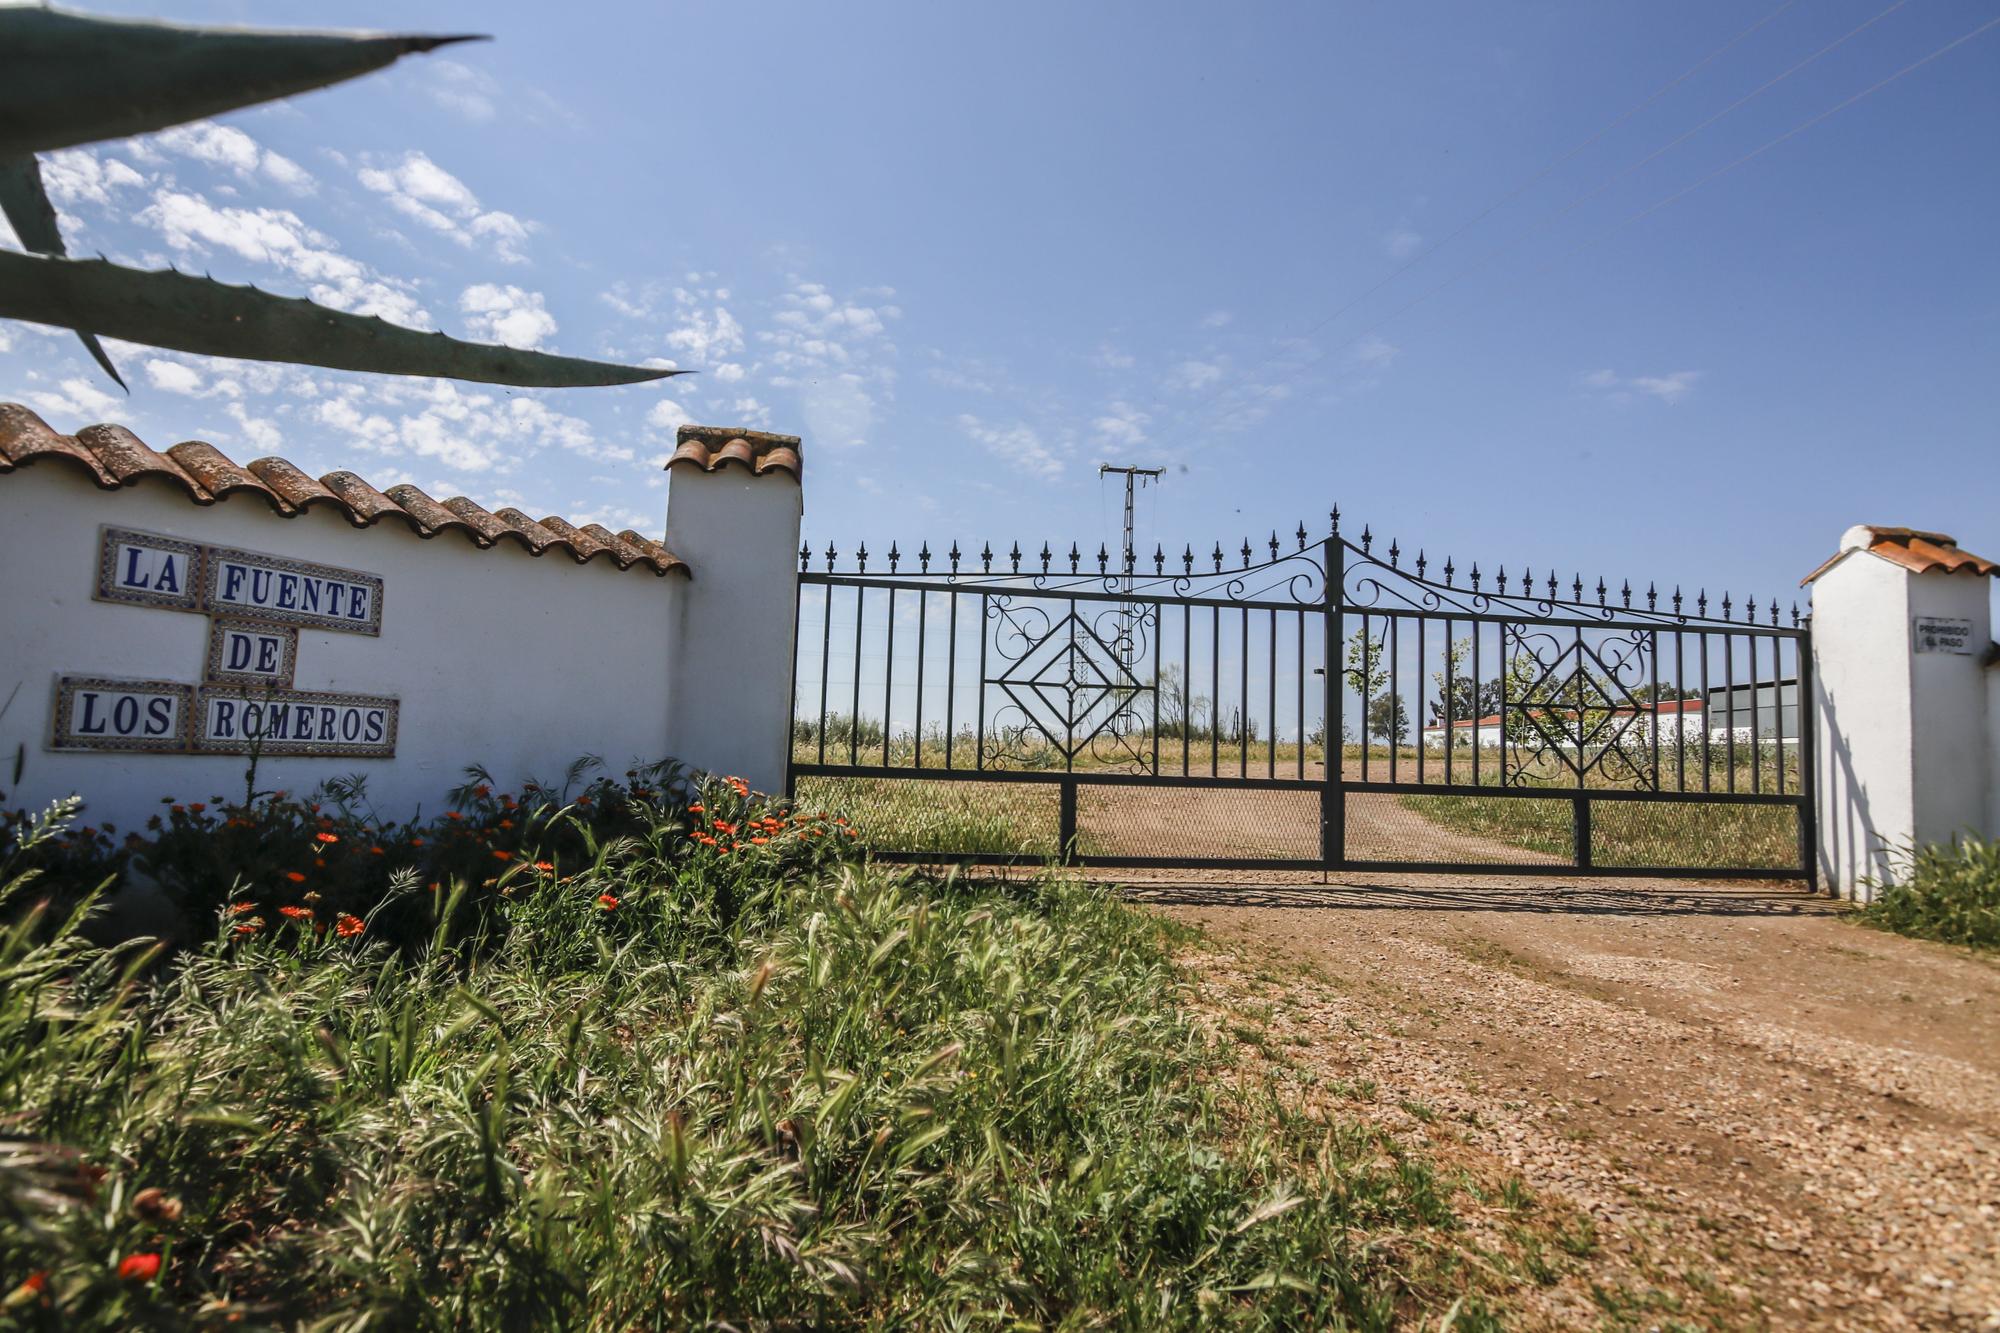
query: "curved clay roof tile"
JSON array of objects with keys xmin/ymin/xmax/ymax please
[
  {"xmin": 0, "ymin": 403, "xmax": 692, "ymax": 580},
  {"xmin": 383, "ymin": 484, "xmax": 482, "ymax": 543},
  {"xmin": 318, "ymin": 471, "xmax": 411, "ymax": 529},
  {"xmin": 77, "ymin": 424, "xmax": 199, "ymax": 492},
  {"xmin": 246, "ymin": 457, "xmax": 342, "ymax": 514},
  {"xmin": 165, "ymin": 440, "xmax": 284, "ymax": 509},
  {"xmin": 667, "ymin": 424, "xmax": 803, "ymax": 482},
  {"xmin": 0, "ymin": 405, "xmax": 117, "ymax": 486}
]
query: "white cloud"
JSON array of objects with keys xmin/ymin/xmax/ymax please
[
  {"xmin": 1582, "ymin": 368, "xmax": 1701, "ymax": 404},
  {"xmin": 356, "ymin": 151, "xmax": 534, "ymax": 263},
  {"xmin": 1351, "ymin": 336, "xmax": 1399, "ymax": 372},
  {"xmin": 1171, "ymin": 359, "xmax": 1223, "ymax": 391},
  {"xmin": 143, "ymin": 359, "xmax": 204, "ymax": 394},
  {"xmin": 138, "ymin": 189, "xmax": 431, "ymax": 328},
  {"xmin": 1092, "ymin": 401, "xmax": 1149, "ymax": 449},
  {"xmin": 757, "ymin": 278, "xmax": 900, "ymax": 448},
  {"xmin": 646, "ymin": 398, "xmax": 692, "ymax": 433},
  {"xmin": 23, "ymin": 377, "xmax": 121, "ymax": 423},
  {"xmin": 664, "ymin": 305, "xmax": 745, "ymax": 367},
  {"xmin": 729, "ymin": 397, "xmax": 774, "ymax": 428},
  {"xmin": 1200, "ymin": 310, "xmax": 1234, "ymax": 329},
  {"xmin": 459, "ymin": 283, "xmax": 557, "ymax": 349},
  {"xmin": 152, "ymin": 122, "xmax": 313, "ymax": 193},
  {"xmin": 312, "ymin": 378, "xmax": 629, "ymax": 475},
  {"xmin": 1091, "ymin": 343, "xmax": 1137, "ymax": 371},
  {"xmin": 959, "ymin": 414, "xmax": 1063, "ymax": 480},
  {"xmin": 1383, "ymin": 227, "xmax": 1423, "ymax": 260},
  {"xmin": 38, "ymin": 150, "xmax": 146, "ymax": 208},
  {"xmin": 426, "ymin": 60, "xmax": 498, "ymax": 122}
]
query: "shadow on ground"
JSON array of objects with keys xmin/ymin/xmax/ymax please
[{"xmin": 1113, "ymin": 876, "xmax": 1839, "ymax": 918}]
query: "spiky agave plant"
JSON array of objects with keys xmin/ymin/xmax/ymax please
[{"xmin": 0, "ymin": 7, "xmax": 680, "ymax": 391}]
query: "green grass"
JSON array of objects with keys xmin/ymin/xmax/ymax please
[
  {"xmin": 0, "ymin": 795, "xmax": 1498, "ymax": 1329},
  {"xmin": 1857, "ymin": 837, "xmax": 2000, "ymax": 950}
]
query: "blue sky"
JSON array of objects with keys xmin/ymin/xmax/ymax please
[{"xmin": 5, "ymin": 0, "xmax": 1996, "ymax": 610}]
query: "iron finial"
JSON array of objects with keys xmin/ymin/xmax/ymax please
[
  {"xmin": 1330, "ymin": 503, "xmax": 1341, "ymax": 534},
  {"xmin": 1241, "ymin": 538, "xmax": 1253, "ymax": 566},
  {"xmin": 1296, "ymin": 521, "xmax": 1309, "ymax": 550},
  {"xmin": 856, "ymin": 541, "xmax": 868, "ymax": 574},
  {"xmin": 949, "ymin": 540, "xmax": 962, "ymax": 573},
  {"xmin": 887, "ymin": 541, "xmax": 900, "ymax": 572},
  {"xmin": 824, "ymin": 542, "xmax": 836, "ymax": 572},
  {"xmin": 919, "ymin": 541, "xmax": 932, "ymax": 573},
  {"xmin": 1068, "ymin": 542, "xmax": 1081, "ymax": 573},
  {"xmin": 1154, "ymin": 543, "xmax": 1165, "ymax": 575},
  {"xmin": 1361, "ymin": 524, "xmax": 1373, "ymax": 553},
  {"xmin": 1039, "ymin": 541, "xmax": 1051, "ymax": 574},
  {"xmin": 799, "ymin": 539, "xmax": 811, "ymax": 572},
  {"xmin": 1415, "ymin": 548, "xmax": 1427, "ymax": 578},
  {"xmin": 1182, "ymin": 544, "xmax": 1194, "ymax": 574},
  {"xmin": 1496, "ymin": 564, "xmax": 1508, "ymax": 594},
  {"xmin": 1790, "ymin": 602, "xmax": 1800, "ymax": 626},
  {"xmin": 1470, "ymin": 562, "xmax": 1481, "ymax": 591},
  {"xmin": 1443, "ymin": 556, "xmax": 1455, "ymax": 586},
  {"xmin": 1212, "ymin": 542, "xmax": 1224, "ymax": 572},
  {"xmin": 1269, "ymin": 530, "xmax": 1280, "ymax": 561},
  {"xmin": 1596, "ymin": 576, "xmax": 1607, "ymax": 607},
  {"xmin": 981, "ymin": 542, "xmax": 993, "ymax": 573},
  {"xmin": 1097, "ymin": 543, "xmax": 1108, "ymax": 574},
  {"xmin": 1008, "ymin": 541, "xmax": 1021, "ymax": 574},
  {"xmin": 1697, "ymin": 588, "xmax": 1707, "ymax": 616},
  {"xmin": 1388, "ymin": 538, "xmax": 1400, "ymax": 568},
  {"xmin": 1573, "ymin": 573, "xmax": 1584, "ymax": 602}
]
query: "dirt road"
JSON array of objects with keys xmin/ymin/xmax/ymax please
[{"xmin": 1135, "ymin": 876, "xmax": 2000, "ymax": 1329}]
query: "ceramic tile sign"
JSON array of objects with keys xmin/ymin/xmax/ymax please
[
  {"xmin": 196, "ymin": 688, "xmax": 397, "ymax": 757},
  {"xmin": 59, "ymin": 526, "xmax": 398, "ymax": 758},
  {"xmin": 205, "ymin": 621, "xmax": 297, "ymax": 688},
  {"xmin": 1912, "ymin": 616, "xmax": 1974, "ymax": 654},
  {"xmin": 206, "ymin": 545, "xmax": 382, "ymax": 634},
  {"xmin": 50, "ymin": 677, "xmax": 193, "ymax": 752}
]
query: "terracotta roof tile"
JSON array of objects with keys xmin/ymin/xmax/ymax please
[
  {"xmin": 0, "ymin": 404, "xmax": 687, "ymax": 578},
  {"xmin": 1801, "ymin": 525, "xmax": 2000, "ymax": 584},
  {"xmin": 668, "ymin": 424, "xmax": 803, "ymax": 481}
]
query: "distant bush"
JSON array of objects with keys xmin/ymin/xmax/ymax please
[{"xmin": 1858, "ymin": 837, "xmax": 2000, "ymax": 951}]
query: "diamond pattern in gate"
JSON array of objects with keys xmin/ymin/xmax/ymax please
[{"xmin": 991, "ymin": 611, "xmax": 1147, "ymax": 758}]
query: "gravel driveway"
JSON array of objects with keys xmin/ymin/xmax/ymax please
[{"xmin": 1132, "ymin": 874, "xmax": 2000, "ymax": 1329}]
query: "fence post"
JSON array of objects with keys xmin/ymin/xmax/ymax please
[
  {"xmin": 1058, "ymin": 779, "xmax": 1078, "ymax": 865},
  {"xmin": 662, "ymin": 426, "xmax": 804, "ymax": 796},
  {"xmin": 1802, "ymin": 525, "xmax": 1996, "ymax": 900},
  {"xmin": 1322, "ymin": 530, "xmax": 1345, "ymax": 869}
]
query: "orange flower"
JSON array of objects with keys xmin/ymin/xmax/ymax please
[
  {"xmin": 227, "ymin": 901, "xmax": 257, "ymax": 916},
  {"xmin": 410, "ymin": 837, "xmax": 425, "ymax": 847},
  {"xmin": 171, "ymin": 804, "xmax": 185, "ymax": 814},
  {"xmin": 750, "ymin": 836, "xmax": 770, "ymax": 845},
  {"xmin": 474, "ymin": 785, "xmax": 491, "ymax": 798},
  {"xmin": 596, "ymin": 893, "xmax": 620, "ymax": 910},
  {"xmin": 16, "ymin": 1272, "xmax": 48, "ymax": 1297},
  {"xmin": 188, "ymin": 802, "xmax": 206, "ymax": 813},
  {"xmin": 315, "ymin": 831, "xmax": 339, "ymax": 844},
  {"xmin": 285, "ymin": 871, "xmax": 307, "ymax": 883},
  {"xmin": 233, "ymin": 921, "xmax": 262, "ymax": 936},
  {"xmin": 688, "ymin": 802, "xmax": 704, "ymax": 813},
  {"xmin": 278, "ymin": 905, "xmax": 312, "ymax": 920},
  {"xmin": 116, "ymin": 1253, "xmax": 161, "ymax": 1283},
  {"xmin": 498, "ymin": 819, "xmax": 514, "ymax": 830},
  {"xmin": 845, "ymin": 828, "xmax": 859, "ymax": 838},
  {"xmin": 577, "ymin": 795, "xmax": 593, "ymax": 806},
  {"xmin": 335, "ymin": 913, "xmax": 364, "ymax": 938},
  {"xmin": 492, "ymin": 849, "xmax": 512, "ymax": 862},
  {"xmin": 370, "ymin": 845, "xmax": 385, "ymax": 856},
  {"xmin": 446, "ymin": 811, "xmax": 463, "ymax": 822},
  {"xmin": 534, "ymin": 860, "xmax": 555, "ymax": 872}
]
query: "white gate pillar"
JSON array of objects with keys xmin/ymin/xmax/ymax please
[
  {"xmin": 662, "ymin": 426, "xmax": 803, "ymax": 796},
  {"xmin": 1802, "ymin": 526, "xmax": 1997, "ymax": 899}
]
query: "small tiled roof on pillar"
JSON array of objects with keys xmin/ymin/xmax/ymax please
[
  {"xmin": 1800, "ymin": 525, "xmax": 2000, "ymax": 586},
  {"xmin": 0, "ymin": 403, "xmax": 688, "ymax": 576},
  {"xmin": 666, "ymin": 425, "xmax": 802, "ymax": 480}
]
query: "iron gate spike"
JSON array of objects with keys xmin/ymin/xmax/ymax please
[
  {"xmin": 824, "ymin": 542, "xmax": 836, "ymax": 572},
  {"xmin": 1470, "ymin": 562, "xmax": 1481, "ymax": 591},
  {"xmin": 1097, "ymin": 543, "xmax": 1108, "ymax": 574},
  {"xmin": 1268, "ymin": 530, "xmax": 1280, "ymax": 560},
  {"xmin": 1496, "ymin": 565, "xmax": 1507, "ymax": 594},
  {"xmin": 1443, "ymin": 556, "xmax": 1454, "ymax": 586},
  {"xmin": 1068, "ymin": 542, "xmax": 1080, "ymax": 573},
  {"xmin": 981, "ymin": 543, "xmax": 993, "ymax": 573},
  {"xmin": 1182, "ymin": 544, "xmax": 1194, "ymax": 574},
  {"xmin": 1211, "ymin": 542, "xmax": 1224, "ymax": 572},
  {"xmin": 1295, "ymin": 521, "xmax": 1308, "ymax": 550},
  {"xmin": 1154, "ymin": 543, "xmax": 1165, "ymax": 574},
  {"xmin": 1008, "ymin": 541, "xmax": 1020, "ymax": 573},
  {"xmin": 855, "ymin": 542, "xmax": 867, "ymax": 573},
  {"xmin": 1039, "ymin": 542, "xmax": 1051, "ymax": 574},
  {"xmin": 949, "ymin": 541, "xmax": 961, "ymax": 573},
  {"xmin": 1360, "ymin": 525, "xmax": 1372, "ymax": 552},
  {"xmin": 1415, "ymin": 548, "xmax": 1427, "ymax": 578},
  {"xmin": 887, "ymin": 541, "xmax": 899, "ymax": 572},
  {"xmin": 1388, "ymin": 538, "xmax": 1399, "ymax": 567},
  {"xmin": 799, "ymin": 539, "xmax": 811, "ymax": 571},
  {"xmin": 918, "ymin": 541, "xmax": 931, "ymax": 572}
]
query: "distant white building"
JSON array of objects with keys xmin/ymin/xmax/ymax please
[{"xmin": 1418, "ymin": 694, "xmax": 1796, "ymax": 750}]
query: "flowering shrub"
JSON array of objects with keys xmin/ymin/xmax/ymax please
[{"xmin": 0, "ymin": 761, "xmax": 849, "ymax": 953}]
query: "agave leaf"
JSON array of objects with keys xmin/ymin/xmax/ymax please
[
  {"xmin": 0, "ymin": 154, "xmax": 125, "ymax": 389},
  {"xmin": 0, "ymin": 252, "xmax": 682, "ymax": 389},
  {"xmin": 0, "ymin": 8, "xmax": 484, "ymax": 156}
]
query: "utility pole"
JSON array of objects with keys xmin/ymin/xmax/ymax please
[{"xmin": 1098, "ymin": 463, "xmax": 1164, "ymax": 720}]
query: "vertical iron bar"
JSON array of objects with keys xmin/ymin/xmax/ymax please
[
  {"xmin": 1471, "ymin": 619, "xmax": 1482, "ymax": 786},
  {"xmin": 1724, "ymin": 634, "xmax": 1736, "ymax": 793},
  {"xmin": 1775, "ymin": 635, "xmax": 1787, "ymax": 797},
  {"xmin": 1067, "ymin": 599, "xmax": 1079, "ymax": 774},
  {"xmin": 1497, "ymin": 622, "xmax": 1508, "ymax": 786},
  {"xmin": 1181, "ymin": 604, "xmax": 1191, "ymax": 777},
  {"xmin": 1360, "ymin": 613, "xmax": 1371, "ymax": 782},
  {"xmin": 1152, "ymin": 601, "xmax": 1162, "ymax": 775},
  {"xmin": 1267, "ymin": 611, "xmax": 1277, "ymax": 779},
  {"xmin": 1750, "ymin": 631, "xmax": 1762, "ymax": 794},
  {"xmin": 1323, "ymin": 536, "xmax": 1344, "ymax": 869},
  {"xmin": 1389, "ymin": 613, "xmax": 1401, "ymax": 783},
  {"xmin": 1699, "ymin": 630, "xmax": 1712, "ymax": 793},
  {"xmin": 1416, "ymin": 613, "xmax": 1427, "ymax": 785},
  {"xmin": 1444, "ymin": 616, "xmax": 1455, "ymax": 786},
  {"xmin": 1573, "ymin": 796, "xmax": 1593, "ymax": 869},
  {"xmin": 1649, "ymin": 629, "xmax": 1660, "ymax": 790},
  {"xmin": 975, "ymin": 593, "xmax": 989, "ymax": 770},
  {"xmin": 817, "ymin": 583, "xmax": 832, "ymax": 765},
  {"xmin": 882, "ymin": 587, "xmax": 895, "ymax": 766},
  {"xmin": 849, "ymin": 584, "xmax": 864, "ymax": 766},
  {"xmin": 1210, "ymin": 605, "xmax": 1220, "ymax": 777},
  {"xmin": 1674, "ymin": 628, "xmax": 1685, "ymax": 792},
  {"xmin": 1239, "ymin": 605, "xmax": 1249, "ymax": 778},
  {"xmin": 1797, "ymin": 623, "xmax": 1819, "ymax": 890},
  {"xmin": 945, "ymin": 592, "xmax": 958, "ymax": 768},
  {"xmin": 1058, "ymin": 778, "xmax": 1078, "ymax": 865},
  {"xmin": 914, "ymin": 589, "xmax": 928, "ymax": 768},
  {"xmin": 1296, "ymin": 609, "xmax": 1306, "ymax": 779}
]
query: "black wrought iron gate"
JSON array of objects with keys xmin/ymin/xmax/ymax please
[{"xmin": 788, "ymin": 513, "xmax": 1816, "ymax": 883}]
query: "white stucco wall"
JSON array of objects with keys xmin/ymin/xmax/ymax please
[
  {"xmin": 662, "ymin": 464, "xmax": 803, "ymax": 795},
  {"xmin": 1810, "ymin": 542, "xmax": 1994, "ymax": 899},
  {"xmin": 0, "ymin": 465, "xmax": 685, "ymax": 832}
]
